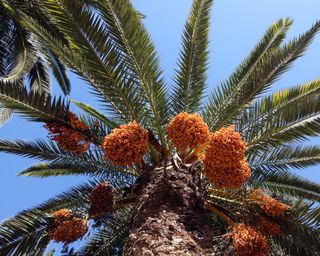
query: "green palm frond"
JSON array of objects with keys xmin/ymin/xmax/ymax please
[
  {"xmin": 292, "ymin": 200, "xmax": 320, "ymax": 228},
  {"xmin": 18, "ymin": 162, "xmax": 104, "ymax": 178},
  {"xmin": 92, "ymin": 0, "xmax": 170, "ymax": 144},
  {"xmin": 18, "ymin": 159, "xmax": 135, "ymax": 180},
  {"xmin": 6, "ymin": 0, "xmax": 144, "ymax": 124},
  {"xmin": 0, "ymin": 210, "xmax": 50, "ymax": 256},
  {"xmin": 72, "ymin": 100, "xmax": 118, "ymax": 129},
  {"xmin": 0, "ymin": 139, "xmax": 75, "ymax": 161},
  {"xmin": 28, "ymin": 57, "xmax": 50, "ymax": 95},
  {"xmin": 203, "ymin": 17, "xmax": 293, "ymax": 130},
  {"xmin": 171, "ymin": 0, "xmax": 212, "ymax": 114},
  {"xmin": 0, "ymin": 178, "xmax": 132, "ymax": 256},
  {"xmin": 271, "ymin": 200, "xmax": 320, "ymax": 255},
  {"xmin": 0, "ymin": 6, "xmax": 13, "ymax": 75},
  {"xmin": 271, "ymin": 226, "xmax": 320, "ymax": 255},
  {"xmin": 204, "ymin": 19, "xmax": 320, "ymax": 131},
  {"xmin": 0, "ymin": 80, "xmax": 68, "ymax": 122},
  {"xmin": 249, "ymin": 145, "xmax": 320, "ymax": 172},
  {"xmin": 252, "ymin": 170, "xmax": 320, "ymax": 202},
  {"xmin": 0, "ymin": 139, "xmax": 137, "ymax": 180},
  {"xmin": 248, "ymin": 95, "xmax": 320, "ymax": 150},
  {"xmin": 37, "ymin": 178, "xmax": 133, "ymax": 213},
  {"xmin": 0, "ymin": 2, "xmax": 37, "ymax": 82},
  {"xmin": 238, "ymin": 79, "xmax": 320, "ymax": 141},
  {"xmin": 207, "ymin": 187, "xmax": 248, "ymax": 207},
  {"xmin": 79, "ymin": 208, "xmax": 132, "ymax": 256}
]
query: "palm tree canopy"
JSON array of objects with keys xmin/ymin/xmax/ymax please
[{"xmin": 0, "ymin": 0, "xmax": 320, "ymax": 255}]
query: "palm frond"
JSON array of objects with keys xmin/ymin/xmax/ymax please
[
  {"xmin": 271, "ymin": 200, "xmax": 320, "ymax": 255},
  {"xmin": 36, "ymin": 178, "xmax": 133, "ymax": 213},
  {"xmin": 249, "ymin": 145, "xmax": 320, "ymax": 172},
  {"xmin": 18, "ymin": 162, "xmax": 101, "ymax": 178},
  {"xmin": 92, "ymin": 0, "xmax": 170, "ymax": 146},
  {"xmin": 0, "ymin": 80, "xmax": 68, "ymax": 122},
  {"xmin": 238, "ymin": 79, "xmax": 320, "ymax": 138},
  {"xmin": 72, "ymin": 100, "xmax": 118, "ymax": 129},
  {"xmin": 6, "ymin": 0, "xmax": 145, "ymax": 124},
  {"xmin": 252, "ymin": 170, "xmax": 320, "ymax": 202},
  {"xmin": 18, "ymin": 159, "xmax": 135, "ymax": 180},
  {"xmin": 28, "ymin": 57, "xmax": 51, "ymax": 95},
  {"xmin": 0, "ymin": 105, "xmax": 12, "ymax": 126},
  {"xmin": 271, "ymin": 225, "xmax": 320, "ymax": 255},
  {"xmin": 0, "ymin": 178, "xmax": 133, "ymax": 255},
  {"xmin": 79, "ymin": 208, "xmax": 132, "ymax": 256},
  {"xmin": 0, "ymin": 210, "xmax": 50, "ymax": 256},
  {"xmin": 0, "ymin": 5, "xmax": 13, "ymax": 76},
  {"xmin": 0, "ymin": 24, "xmax": 37, "ymax": 82},
  {"xmin": 203, "ymin": 17, "xmax": 293, "ymax": 130},
  {"xmin": 204, "ymin": 19, "xmax": 320, "ymax": 131},
  {"xmin": 0, "ymin": 139, "xmax": 74, "ymax": 161},
  {"xmin": 0, "ymin": 139, "xmax": 137, "ymax": 180},
  {"xmin": 248, "ymin": 95, "xmax": 320, "ymax": 150},
  {"xmin": 292, "ymin": 200, "xmax": 320, "ymax": 228},
  {"xmin": 46, "ymin": 49, "xmax": 71, "ymax": 95},
  {"xmin": 171, "ymin": 0, "xmax": 212, "ymax": 114}
]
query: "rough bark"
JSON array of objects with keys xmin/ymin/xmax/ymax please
[{"xmin": 124, "ymin": 155, "xmax": 217, "ymax": 255}]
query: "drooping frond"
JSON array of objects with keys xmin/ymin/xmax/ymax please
[
  {"xmin": 171, "ymin": 0, "xmax": 212, "ymax": 114},
  {"xmin": 0, "ymin": 12, "xmax": 37, "ymax": 82},
  {"xmin": 79, "ymin": 208, "xmax": 132, "ymax": 256},
  {"xmin": 18, "ymin": 159, "xmax": 135, "ymax": 180},
  {"xmin": 271, "ymin": 224, "xmax": 320, "ymax": 255},
  {"xmin": 5, "ymin": 0, "xmax": 145, "ymax": 124},
  {"xmin": 204, "ymin": 19, "xmax": 320, "ymax": 131},
  {"xmin": 0, "ymin": 5, "xmax": 13, "ymax": 76},
  {"xmin": 0, "ymin": 210, "xmax": 50, "ymax": 256},
  {"xmin": 28, "ymin": 57, "xmax": 51, "ymax": 95},
  {"xmin": 292, "ymin": 200, "xmax": 320, "ymax": 228},
  {"xmin": 46, "ymin": 50, "xmax": 71, "ymax": 95},
  {"xmin": 0, "ymin": 105, "xmax": 12, "ymax": 126}
]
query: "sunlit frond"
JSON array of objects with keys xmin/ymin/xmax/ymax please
[{"xmin": 171, "ymin": 0, "xmax": 212, "ymax": 114}]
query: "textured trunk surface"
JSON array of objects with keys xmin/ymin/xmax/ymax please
[{"xmin": 124, "ymin": 156, "xmax": 216, "ymax": 255}]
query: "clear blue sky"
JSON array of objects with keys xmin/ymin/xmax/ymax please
[{"xmin": 1, "ymin": 0, "xmax": 320, "ymax": 221}]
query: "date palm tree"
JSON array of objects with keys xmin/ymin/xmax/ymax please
[{"xmin": 1, "ymin": 0, "xmax": 320, "ymax": 255}]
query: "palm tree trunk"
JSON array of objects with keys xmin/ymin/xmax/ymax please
[{"xmin": 124, "ymin": 155, "xmax": 216, "ymax": 255}]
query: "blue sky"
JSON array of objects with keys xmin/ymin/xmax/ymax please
[{"xmin": 1, "ymin": 0, "xmax": 320, "ymax": 221}]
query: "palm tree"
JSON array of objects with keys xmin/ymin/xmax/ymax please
[{"xmin": 0, "ymin": 0, "xmax": 320, "ymax": 255}]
